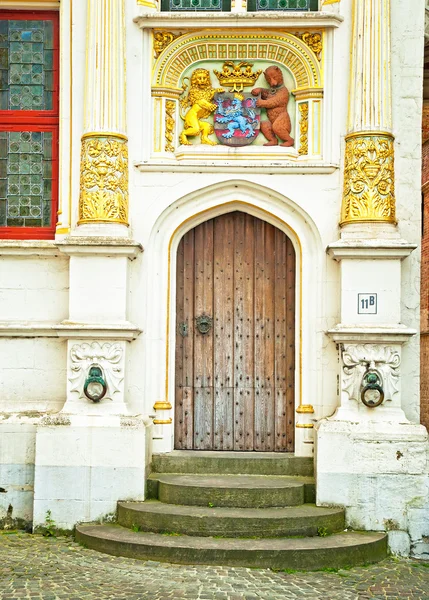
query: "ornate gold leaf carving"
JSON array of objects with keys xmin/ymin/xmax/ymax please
[
  {"xmin": 165, "ymin": 100, "xmax": 176, "ymax": 153},
  {"xmin": 298, "ymin": 103, "xmax": 309, "ymax": 156},
  {"xmin": 214, "ymin": 61, "xmax": 262, "ymax": 93},
  {"xmin": 341, "ymin": 133, "xmax": 396, "ymax": 225},
  {"xmin": 78, "ymin": 135, "xmax": 129, "ymax": 225},
  {"xmin": 295, "ymin": 32, "xmax": 322, "ymax": 61},
  {"xmin": 154, "ymin": 31, "xmax": 179, "ymax": 59},
  {"xmin": 179, "ymin": 69, "xmax": 223, "ymax": 146}
]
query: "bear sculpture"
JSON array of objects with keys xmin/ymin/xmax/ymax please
[{"xmin": 251, "ymin": 66, "xmax": 294, "ymax": 147}]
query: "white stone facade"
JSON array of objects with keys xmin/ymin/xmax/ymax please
[{"xmin": 0, "ymin": 0, "xmax": 428, "ymax": 559}]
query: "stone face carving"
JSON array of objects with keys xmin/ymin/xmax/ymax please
[
  {"xmin": 251, "ymin": 66, "xmax": 294, "ymax": 147},
  {"xmin": 342, "ymin": 344, "xmax": 401, "ymax": 405},
  {"xmin": 69, "ymin": 342, "xmax": 124, "ymax": 401}
]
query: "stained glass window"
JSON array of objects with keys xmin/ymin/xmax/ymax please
[
  {"xmin": 0, "ymin": 19, "xmax": 54, "ymax": 111},
  {"xmin": 0, "ymin": 131, "xmax": 52, "ymax": 228},
  {"xmin": 247, "ymin": 0, "xmax": 318, "ymax": 9},
  {"xmin": 161, "ymin": 0, "xmax": 231, "ymax": 10},
  {"xmin": 0, "ymin": 11, "xmax": 58, "ymax": 239}
]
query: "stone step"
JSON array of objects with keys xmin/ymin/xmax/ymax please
[
  {"xmin": 152, "ymin": 451, "xmax": 313, "ymax": 477},
  {"xmin": 149, "ymin": 473, "xmax": 308, "ymax": 508},
  {"xmin": 117, "ymin": 500, "xmax": 346, "ymax": 538},
  {"xmin": 75, "ymin": 525, "xmax": 388, "ymax": 570}
]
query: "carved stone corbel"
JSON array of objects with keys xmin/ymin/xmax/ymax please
[
  {"xmin": 341, "ymin": 344, "xmax": 400, "ymax": 405},
  {"xmin": 69, "ymin": 342, "xmax": 124, "ymax": 401}
]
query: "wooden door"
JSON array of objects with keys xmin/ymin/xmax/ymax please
[{"xmin": 174, "ymin": 211, "xmax": 295, "ymax": 452}]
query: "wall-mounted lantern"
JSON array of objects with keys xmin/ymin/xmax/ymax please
[{"xmin": 83, "ymin": 365, "xmax": 107, "ymax": 402}]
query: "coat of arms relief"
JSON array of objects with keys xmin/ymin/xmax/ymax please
[
  {"xmin": 179, "ymin": 61, "xmax": 295, "ymax": 148},
  {"xmin": 148, "ymin": 30, "xmax": 324, "ymax": 159}
]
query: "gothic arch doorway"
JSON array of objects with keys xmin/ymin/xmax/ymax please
[{"xmin": 174, "ymin": 210, "xmax": 296, "ymax": 452}]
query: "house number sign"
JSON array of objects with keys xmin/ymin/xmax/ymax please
[{"xmin": 358, "ymin": 293, "xmax": 377, "ymax": 315}]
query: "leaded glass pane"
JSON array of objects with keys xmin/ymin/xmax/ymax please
[
  {"xmin": 0, "ymin": 19, "xmax": 54, "ymax": 111},
  {"xmin": 258, "ymin": 0, "xmax": 308, "ymax": 8},
  {"xmin": 0, "ymin": 130, "xmax": 52, "ymax": 227},
  {"xmin": 247, "ymin": 0, "xmax": 318, "ymax": 9},
  {"xmin": 162, "ymin": 0, "xmax": 229, "ymax": 10}
]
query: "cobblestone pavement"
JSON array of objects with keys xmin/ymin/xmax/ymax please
[{"xmin": 1, "ymin": 533, "xmax": 429, "ymax": 600}]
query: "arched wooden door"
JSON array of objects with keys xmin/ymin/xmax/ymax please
[{"xmin": 174, "ymin": 211, "xmax": 295, "ymax": 452}]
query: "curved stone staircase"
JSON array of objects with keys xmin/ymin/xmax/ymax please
[{"xmin": 75, "ymin": 451, "xmax": 387, "ymax": 570}]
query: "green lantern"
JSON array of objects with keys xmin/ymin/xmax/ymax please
[{"xmin": 84, "ymin": 365, "xmax": 107, "ymax": 402}]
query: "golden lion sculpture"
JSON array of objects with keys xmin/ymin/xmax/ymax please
[{"xmin": 179, "ymin": 68, "xmax": 224, "ymax": 146}]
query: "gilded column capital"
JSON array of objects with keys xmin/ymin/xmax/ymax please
[
  {"xmin": 341, "ymin": 0, "xmax": 395, "ymax": 227},
  {"xmin": 78, "ymin": 134, "xmax": 129, "ymax": 225},
  {"xmin": 341, "ymin": 132, "xmax": 396, "ymax": 226},
  {"xmin": 78, "ymin": 0, "xmax": 128, "ymax": 228}
]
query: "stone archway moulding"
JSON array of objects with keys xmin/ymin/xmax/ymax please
[
  {"xmin": 143, "ymin": 180, "xmax": 324, "ymax": 456},
  {"xmin": 152, "ymin": 30, "xmax": 323, "ymax": 93}
]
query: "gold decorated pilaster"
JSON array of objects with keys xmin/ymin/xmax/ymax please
[
  {"xmin": 78, "ymin": 134, "xmax": 129, "ymax": 225},
  {"xmin": 298, "ymin": 103, "xmax": 309, "ymax": 156},
  {"xmin": 165, "ymin": 100, "xmax": 176, "ymax": 153},
  {"xmin": 78, "ymin": 0, "xmax": 128, "ymax": 227},
  {"xmin": 341, "ymin": 0, "xmax": 395, "ymax": 226},
  {"xmin": 341, "ymin": 132, "xmax": 396, "ymax": 225}
]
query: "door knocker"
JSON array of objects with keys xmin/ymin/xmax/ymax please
[
  {"xmin": 195, "ymin": 314, "xmax": 213, "ymax": 335},
  {"xmin": 361, "ymin": 371, "xmax": 384, "ymax": 408}
]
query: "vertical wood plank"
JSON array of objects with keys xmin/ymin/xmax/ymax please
[
  {"xmin": 274, "ymin": 228, "xmax": 288, "ymax": 451},
  {"xmin": 254, "ymin": 220, "xmax": 275, "ymax": 451},
  {"xmin": 213, "ymin": 214, "xmax": 234, "ymax": 450},
  {"xmin": 254, "ymin": 218, "xmax": 264, "ymax": 451},
  {"xmin": 174, "ymin": 235, "xmax": 185, "ymax": 448},
  {"xmin": 193, "ymin": 220, "xmax": 214, "ymax": 449},
  {"xmin": 263, "ymin": 221, "xmax": 276, "ymax": 451},
  {"xmin": 233, "ymin": 212, "xmax": 255, "ymax": 450},
  {"xmin": 285, "ymin": 237, "xmax": 296, "ymax": 451},
  {"xmin": 174, "ymin": 231, "xmax": 194, "ymax": 449}
]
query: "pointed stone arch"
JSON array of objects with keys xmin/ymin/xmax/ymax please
[{"xmin": 142, "ymin": 180, "xmax": 324, "ymax": 456}]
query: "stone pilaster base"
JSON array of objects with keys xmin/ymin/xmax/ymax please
[
  {"xmin": 33, "ymin": 414, "xmax": 152, "ymax": 530},
  {"xmin": 315, "ymin": 419, "xmax": 429, "ymax": 557}
]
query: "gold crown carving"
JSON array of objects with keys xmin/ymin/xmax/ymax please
[{"xmin": 214, "ymin": 61, "xmax": 262, "ymax": 93}]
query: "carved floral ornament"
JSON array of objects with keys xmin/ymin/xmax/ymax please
[
  {"xmin": 165, "ymin": 100, "xmax": 176, "ymax": 152},
  {"xmin": 341, "ymin": 133, "xmax": 396, "ymax": 225},
  {"xmin": 294, "ymin": 32, "xmax": 323, "ymax": 61},
  {"xmin": 69, "ymin": 342, "xmax": 124, "ymax": 401},
  {"xmin": 298, "ymin": 102, "xmax": 309, "ymax": 156},
  {"xmin": 153, "ymin": 31, "xmax": 181, "ymax": 59},
  {"xmin": 78, "ymin": 134, "xmax": 129, "ymax": 225},
  {"xmin": 341, "ymin": 344, "xmax": 400, "ymax": 406}
]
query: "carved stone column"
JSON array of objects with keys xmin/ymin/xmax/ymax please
[
  {"xmin": 341, "ymin": 0, "xmax": 395, "ymax": 226},
  {"xmin": 78, "ymin": 0, "xmax": 128, "ymax": 232},
  {"xmin": 316, "ymin": 0, "xmax": 427, "ymax": 557}
]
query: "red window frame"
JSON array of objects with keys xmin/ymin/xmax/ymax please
[{"xmin": 0, "ymin": 10, "xmax": 59, "ymax": 240}]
